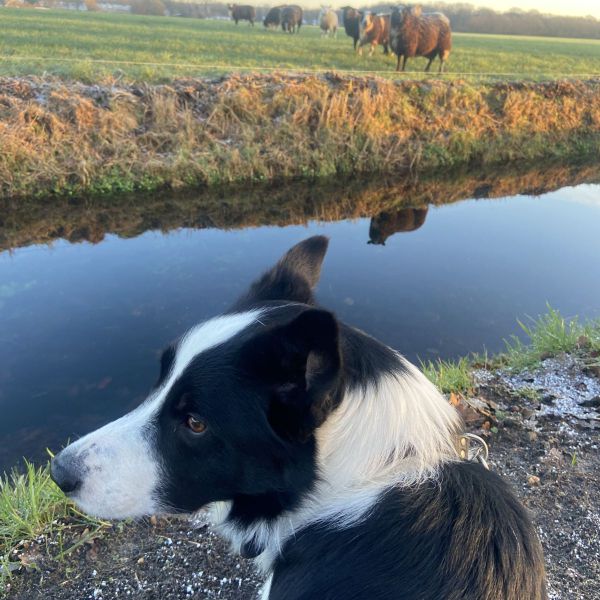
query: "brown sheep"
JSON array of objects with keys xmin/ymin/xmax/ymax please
[
  {"xmin": 390, "ymin": 6, "xmax": 451, "ymax": 73},
  {"xmin": 358, "ymin": 13, "xmax": 390, "ymax": 57},
  {"xmin": 368, "ymin": 207, "xmax": 429, "ymax": 245}
]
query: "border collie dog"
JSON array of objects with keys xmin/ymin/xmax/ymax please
[{"xmin": 51, "ymin": 237, "xmax": 546, "ymax": 599}]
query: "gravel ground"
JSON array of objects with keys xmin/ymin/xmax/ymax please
[
  {"xmin": 473, "ymin": 353, "xmax": 600, "ymax": 600},
  {"xmin": 5, "ymin": 353, "xmax": 599, "ymax": 600},
  {"xmin": 5, "ymin": 514, "xmax": 264, "ymax": 600}
]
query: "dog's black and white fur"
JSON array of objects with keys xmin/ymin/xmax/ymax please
[{"xmin": 51, "ymin": 236, "xmax": 547, "ymax": 599}]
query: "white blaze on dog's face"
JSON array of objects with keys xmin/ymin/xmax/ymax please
[
  {"xmin": 51, "ymin": 236, "xmax": 341, "ymax": 521},
  {"xmin": 50, "ymin": 312, "xmax": 264, "ymax": 519}
]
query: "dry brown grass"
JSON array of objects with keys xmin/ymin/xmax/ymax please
[{"xmin": 1, "ymin": 74, "xmax": 600, "ymax": 199}]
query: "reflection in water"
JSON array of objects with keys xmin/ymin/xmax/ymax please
[
  {"xmin": 2, "ymin": 159, "xmax": 600, "ymax": 252},
  {"xmin": 368, "ymin": 208, "xmax": 429, "ymax": 245},
  {"xmin": 1, "ymin": 161, "xmax": 600, "ymax": 472}
]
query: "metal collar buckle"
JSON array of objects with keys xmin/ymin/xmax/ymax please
[{"xmin": 457, "ymin": 433, "xmax": 490, "ymax": 470}]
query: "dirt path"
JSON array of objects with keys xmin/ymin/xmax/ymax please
[{"xmin": 6, "ymin": 354, "xmax": 599, "ymax": 600}]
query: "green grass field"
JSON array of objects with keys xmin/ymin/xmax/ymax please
[{"xmin": 1, "ymin": 8, "xmax": 600, "ymax": 82}]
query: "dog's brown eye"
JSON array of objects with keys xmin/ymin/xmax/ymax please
[{"xmin": 186, "ymin": 416, "xmax": 207, "ymax": 434}]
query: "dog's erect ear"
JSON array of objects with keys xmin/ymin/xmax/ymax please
[
  {"xmin": 240, "ymin": 308, "xmax": 342, "ymax": 442},
  {"xmin": 232, "ymin": 236, "xmax": 329, "ymax": 310}
]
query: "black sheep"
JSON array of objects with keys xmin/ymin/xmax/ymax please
[
  {"xmin": 341, "ymin": 6, "xmax": 362, "ymax": 50},
  {"xmin": 227, "ymin": 4, "xmax": 256, "ymax": 26},
  {"xmin": 263, "ymin": 6, "xmax": 283, "ymax": 28},
  {"xmin": 281, "ymin": 5, "xmax": 303, "ymax": 33}
]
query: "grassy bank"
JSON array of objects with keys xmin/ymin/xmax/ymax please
[
  {"xmin": 0, "ymin": 461, "xmax": 106, "ymax": 593},
  {"xmin": 422, "ymin": 306, "xmax": 600, "ymax": 393},
  {"xmin": 2, "ymin": 74, "xmax": 600, "ymax": 199},
  {"xmin": 1, "ymin": 307, "xmax": 599, "ymax": 593},
  {"xmin": 1, "ymin": 10, "xmax": 600, "ymax": 82}
]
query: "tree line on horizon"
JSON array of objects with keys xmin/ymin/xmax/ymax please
[
  {"xmin": 392, "ymin": 3, "xmax": 600, "ymax": 39},
  {"xmin": 3, "ymin": 0, "xmax": 599, "ymax": 39},
  {"xmin": 169, "ymin": 1, "xmax": 600, "ymax": 39}
]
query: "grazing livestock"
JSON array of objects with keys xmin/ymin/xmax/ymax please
[
  {"xmin": 263, "ymin": 6, "xmax": 283, "ymax": 28},
  {"xmin": 358, "ymin": 12, "xmax": 390, "ymax": 56},
  {"xmin": 390, "ymin": 6, "xmax": 452, "ymax": 72},
  {"xmin": 368, "ymin": 207, "xmax": 429, "ymax": 245},
  {"xmin": 281, "ymin": 5, "xmax": 303, "ymax": 33},
  {"xmin": 341, "ymin": 6, "xmax": 362, "ymax": 50},
  {"xmin": 320, "ymin": 6, "xmax": 339, "ymax": 37},
  {"xmin": 227, "ymin": 4, "xmax": 256, "ymax": 26}
]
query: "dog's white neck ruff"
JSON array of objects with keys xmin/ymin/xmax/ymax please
[{"xmin": 211, "ymin": 353, "xmax": 461, "ymax": 573}]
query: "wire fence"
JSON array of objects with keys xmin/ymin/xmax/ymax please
[{"xmin": 1, "ymin": 54, "xmax": 600, "ymax": 80}]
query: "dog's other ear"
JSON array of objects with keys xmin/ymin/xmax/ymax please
[
  {"xmin": 232, "ymin": 236, "xmax": 329, "ymax": 310},
  {"xmin": 240, "ymin": 308, "xmax": 342, "ymax": 442}
]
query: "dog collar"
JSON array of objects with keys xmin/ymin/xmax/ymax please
[{"xmin": 456, "ymin": 433, "xmax": 490, "ymax": 470}]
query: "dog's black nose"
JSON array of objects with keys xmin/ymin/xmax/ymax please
[{"xmin": 50, "ymin": 454, "xmax": 82, "ymax": 495}]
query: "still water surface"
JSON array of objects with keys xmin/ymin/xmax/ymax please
[{"xmin": 1, "ymin": 179, "xmax": 600, "ymax": 471}]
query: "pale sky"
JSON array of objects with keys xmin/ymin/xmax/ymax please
[
  {"xmin": 348, "ymin": 1, "xmax": 600, "ymax": 19},
  {"xmin": 484, "ymin": 0, "xmax": 599, "ymax": 18}
]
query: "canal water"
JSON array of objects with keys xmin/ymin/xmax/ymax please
[{"xmin": 1, "ymin": 168, "xmax": 599, "ymax": 471}]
